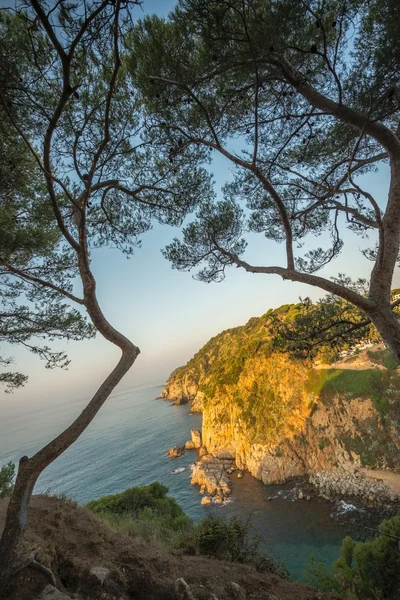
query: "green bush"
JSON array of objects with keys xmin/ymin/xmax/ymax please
[
  {"xmin": 304, "ymin": 554, "xmax": 342, "ymax": 594},
  {"xmin": 305, "ymin": 515, "xmax": 400, "ymax": 599},
  {"xmin": 87, "ymin": 482, "xmax": 193, "ymax": 543},
  {"xmin": 183, "ymin": 515, "xmax": 289, "ymax": 577},
  {"xmin": 0, "ymin": 462, "xmax": 15, "ymax": 499}
]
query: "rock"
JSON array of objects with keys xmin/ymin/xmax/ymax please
[
  {"xmin": 237, "ymin": 472, "xmax": 244, "ymax": 479},
  {"xmin": 168, "ymin": 445, "xmax": 185, "ymax": 458},
  {"xmin": 175, "ymin": 578, "xmax": 197, "ymax": 600},
  {"xmin": 36, "ymin": 586, "xmax": 72, "ymax": 600},
  {"xmin": 226, "ymin": 581, "xmax": 246, "ymax": 599},
  {"xmin": 201, "ymin": 495, "xmax": 212, "ymax": 505},
  {"xmin": 185, "ymin": 440, "xmax": 195, "ymax": 450},
  {"xmin": 199, "ymin": 446, "xmax": 208, "ymax": 457},
  {"xmin": 174, "ymin": 396, "xmax": 189, "ymax": 405},
  {"xmin": 191, "ymin": 428, "xmax": 202, "ymax": 448},
  {"xmin": 90, "ymin": 566, "xmax": 110, "ymax": 584},
  {"xmin": 298, "ymin": 491, "xmax": 304, "ymax": 500},
  {"xmin": 192, "ymin": 455, "xmax": 232, "ymax": 503},
  {"xmin": 306, "ymin": 495, "xmax": 311, "ymax": 501},
  {"xmin": 265, "ymin": 496, "xmax": 273, "ymax": 501}
]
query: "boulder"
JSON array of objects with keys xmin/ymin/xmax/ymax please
[
  {"xmin": 199, "ymin": 446, "xmax": 208, "ymax": 457},
  {"xmin": 184, "ymin": 440, "xmax": 195, "ymax": 450},
  {"xmin": 226, "ymin": 582, "xmax": 246, "ymax": 600},
  {"xmin": 175, "ymin": 578, "xmax": 197, "ymax": 600},
  {"xmin": 90, "ymin": 566, "xmax": 110, "ymax": 585},
  {"xmin": 191, "ymin": 428, "xmax": 202, "ymax": 448},
  {"xmin": 174, "ymin": 396, "xmax": 189, "ymax": 405},
  {"xmin": 36, "ymin": 586, "xmax": 72, "ymax": 600},
  {"xmin": 201, "ymin": 495, "xmax": 212, "ymax": 505},
  {"xmin": 167, "ymin": 445, "xmax": 185, "ymax": 458}
]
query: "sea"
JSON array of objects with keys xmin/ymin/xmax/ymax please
[{"xmin": 0, "ymin": 384, "xmax": 364, "ymax": 581}]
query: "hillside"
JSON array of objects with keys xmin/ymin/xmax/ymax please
[
  {"xmin": 162, "ymin": 305, "xmax": 400, "ymax": 502},
  {"xmin": 0, "ymin": 494, "xmax": 339, "ymax": 600}
]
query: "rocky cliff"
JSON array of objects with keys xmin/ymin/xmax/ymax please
[{"xmin": 162, "ymin": 306, "xmax": 400, "ymax": 500}]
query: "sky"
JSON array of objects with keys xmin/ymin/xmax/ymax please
[{"xmin": 0, "ymin": 0, "xmax": 397, "ymax": 415}]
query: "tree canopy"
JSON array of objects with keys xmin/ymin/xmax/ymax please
[
  {"xmin": 130, "ymin": 0, "xmax": 400, "ymax": 358},
  {"xmin": 0, "ymin": 3, "xmax": 211, "ymax": 391}
]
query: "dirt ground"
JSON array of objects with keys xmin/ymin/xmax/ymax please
[
  {"xmin": 0, "ymin": 495, "xmax": 340, "ymax": 600},
  {"xmin": 360, "ymin": 469, "xmax": 400, "ymax": 497}
]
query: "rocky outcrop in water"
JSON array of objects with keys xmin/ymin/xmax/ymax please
[
  {"xmin": 168, "ymin": 445, "xmax": 185, "ymax": 458},
  {"xmin": 191, "ymin": 454, "xmax": 233, "ymax": 504}
]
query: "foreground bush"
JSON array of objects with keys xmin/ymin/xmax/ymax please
[
  {"xmin": 305, "ymin": 515, "xmax": 400, "ymax": 598},
  {"xmin": 87, "ymin": 482, "xmax": 193, "ymax": 544},
  {"xmin": 183, "ymin": 515, "xmax": 289, "ymax": 577}
]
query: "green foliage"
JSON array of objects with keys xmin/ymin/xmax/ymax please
[
  {"xmin": 305, "ymin": 516, "xmax": 400, "ymax": 599},
  {"xmin": 304, "ymin": 554, "xmax": 341, "ymax": 594},
  {"xmin": 367, "ymin": 348, "xmax": 398, "ymax": 370},
  {"xmin": 88, "ymin": 482, "xmax": 186, "ymax": 523},
  {"xmin": 87, "ymin": 482, "xmax": 193, "ymax": 545},
  {"xmin": 0, "ymin": 462, "xmax": 15, "ymax": 499},
  {"xmin": 185, "ymin": 515, "xmax": 289, "ymax": 577}
]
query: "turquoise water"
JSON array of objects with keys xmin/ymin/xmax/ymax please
[{"xmin": 0, "ymin": 385, "xmax": 358, "ymax": 580}]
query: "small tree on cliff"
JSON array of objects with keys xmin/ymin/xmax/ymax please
[
  {"xmin": 130, "ymin": 0, "xmax": 400, "ymax": 359},
  {"xmin": 0, "ymin": 1, "xmax": 209, "ymax": 590}
]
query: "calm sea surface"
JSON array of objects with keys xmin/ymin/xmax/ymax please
[{"xmin": 0, "ymin": 385, "xmax": 360, "ymax": 580}]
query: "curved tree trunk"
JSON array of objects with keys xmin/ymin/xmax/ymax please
[{"xmin": 0, "ymin": 287, "xmax": 139, "ymax": 592}]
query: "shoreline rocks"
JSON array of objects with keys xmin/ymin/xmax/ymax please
[
  {"xmin": 309, "ymin": 470, "xmax": 400, "ymax": 506},
  {"xmin": 191, "ymin": 455, "xmax": 233, "ymax": 503}
]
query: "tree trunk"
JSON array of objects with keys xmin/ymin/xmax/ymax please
[
  {"xmin": 0, "ymin": 458, "xmax": 39, "ymax": 588},
  {"xmin": 369, "ymin": 305, "xmax": 400, "ymax": 363},
  {"xmin": 0, "ymin": 294, "xmax": 139, "ymax": 593}
]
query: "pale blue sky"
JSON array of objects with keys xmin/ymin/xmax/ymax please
[{"xmin": 0, "ymin": 0, "xmax": 397, "ymax": 414}]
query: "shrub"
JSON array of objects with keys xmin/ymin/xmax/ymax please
[
  {"xmin": 184, "ymin": 515, "xmax": 289, "ymax": 577},
  {"xmin": 304, "ymin": 554, "xmax": 341, "ymax": 594},
  {"xmin": 0, "ymin": 462, "xmax": 15, "ymax": 499},
  {"xmin": 87, "ymin": 482, "xmax": 192, "ymax": 537},
  {"xmin": 305, "ymin": 516, "xmax": 400, "ymax": 599}
]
